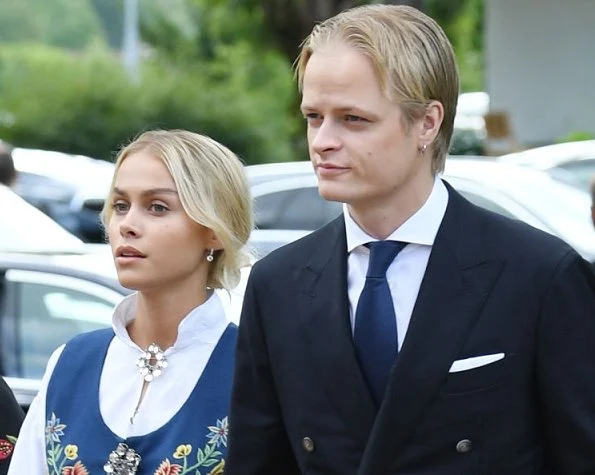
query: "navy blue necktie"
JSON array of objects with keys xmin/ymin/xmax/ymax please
[{"xmin": 354, "ymin": 240, "xmax": 407, "ymax": 406}]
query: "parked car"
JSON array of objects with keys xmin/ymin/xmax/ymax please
[
  {"xmin": 0, "ymin": 252, "xmax": 249, "ymax": 409},
  {"xmin": 0, "ymin": 184, "xmax": 88, "ymax": 254},
  {"xmin": 499, "ymin": 140, "xmax": 595, "ymax": 192},
  {"xmin": 11, "ymin": 147, "xmax": 114, "ymax": 243},
  {"xmin": 450, "ymin": 92, "xmax": 489, "ymax": 155},
  {"xmin": 246, "ymin": 158, "xmax": 595, "ymax": 263}
]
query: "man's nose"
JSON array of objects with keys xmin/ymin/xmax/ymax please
[{"xmin": 310, "ymin": 119, "xmax": 341, "ymax": 155}]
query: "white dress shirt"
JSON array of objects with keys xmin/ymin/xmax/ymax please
[
  {"xmin": 345, "ymin": 178, "xmax": 448, "ymax": 350},
  {"xmin": 8, "ymin": 291, "xmax": 230, "ymax": 474}
]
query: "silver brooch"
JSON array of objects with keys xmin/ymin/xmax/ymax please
[
  {"xmin": 103, "ymin": 443, "xmax": 141, "ymax": 474},
  {"xmin": 136, "ymin": 343, "xmax": 168, "ymax": 382}
]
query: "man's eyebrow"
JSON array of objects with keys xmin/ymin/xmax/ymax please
[{"xmin": 112, "ymin": 187, "xmax": 178, "ymax": 196}]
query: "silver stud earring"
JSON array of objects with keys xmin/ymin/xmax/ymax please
[
  {"xmin": 206, "ymin": 249, "xmax": 215, "ymax": 262},
  {"xmin": 419, "ymin": 144, "xmax": 428, "ymax": 154}
]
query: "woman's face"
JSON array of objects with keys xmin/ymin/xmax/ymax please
[{"xmin": 107, "ymin": 150, "xmax": 215, "ymax": 293}]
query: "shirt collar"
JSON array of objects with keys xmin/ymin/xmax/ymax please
[
  {"xmin": 112, "ymin": 290, "xmax": 228, "ymax": 353},
  {"xmin": 344, "ymin": 177, "xmax": 449, "ymax": 253}
]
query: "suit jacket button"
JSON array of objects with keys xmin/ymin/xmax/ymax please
[
  {"xmin": 456, "ymin": 439, "xmax": 472, "ymax": 453},
  {"xmin": 302, "ymin": 437, "xmax": 315, "ymax": 452}
]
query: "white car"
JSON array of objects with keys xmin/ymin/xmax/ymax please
[
  {"xmin": 0, "ymin": 184, "xmax": 88, "ymax": 254},
  {"xmin": 0, "ymin": 250, "xmax": 249, "ymax": 409},
  {"xmin": 12, "ymin": 147, "xmax": 114, "ymax": 242},
  {"xmin": 499, "ymin": 140, "xmax": 595, "ymax": 192},
  {"xmin": 246, "ymin": 158, "xmax": 595, "ymax": 263}
]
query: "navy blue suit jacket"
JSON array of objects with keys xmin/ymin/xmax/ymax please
[{"xmin": 227, "ymin": 182, "xmax": 595, "ymax": 474}]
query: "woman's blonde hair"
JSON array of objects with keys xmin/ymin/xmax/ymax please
[
  {"xmin": 101, "ymin": 129, "xmax": 253, "ymax": 290},
  {"xmin": 295, "ymin": 4, "xmax": 459, "ymax": 174}
]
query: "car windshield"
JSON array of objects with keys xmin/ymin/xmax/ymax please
[{"xmin": 0, "ymin": 185, "xmax": 86, "ymax": 253}]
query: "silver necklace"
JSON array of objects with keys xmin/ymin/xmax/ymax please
[{"xmin": 136, "ymin": 343, "xmax": 168, "ymax": 382}]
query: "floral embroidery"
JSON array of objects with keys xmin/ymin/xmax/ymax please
[
  {"xmin": 64, "ymin": 444, "xmax": 78, "ymax": 460},
  {"xmin": 62, "ymin": 461, "xmax": 89, "ymax": 475},
  {"xmin": 45, "ymin": 415, "xmax": 88, "ymax": 475},
  {"xmin": 207, "ymin": 460, "xmax": 225, "ymax": 475},
  {"xmin": 206, "ymin": 417, "xmax": 228, "ymax": 448},
  {"xmin": 154, "ymin": 459, "xmax": 183, "ymax": 475},
  {"xmin": 46, "ymin": 412, "xmax": 67, "ymax": 444},
  {"xmin": 0, "ymin": 435, "xmax": 17, "ymax": 461},
  {"xmin": 155, "ymin": 416, "xmax": 228, "ymax": 475},
  {"xmin": 43, "ymin": 413, "xmax": 227, "ymax": 475},
  {"xmin": 173, "ymin": 444, "xmax": 192, "ymax": 459}
]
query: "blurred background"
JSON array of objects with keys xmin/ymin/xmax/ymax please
[
  {"xmin": 0, "ymin": 0, "xmax": 490, "ymax": 168},
  {"xmin": 1, "ymin": 0, "xmax": 594, "ymax": 410}
]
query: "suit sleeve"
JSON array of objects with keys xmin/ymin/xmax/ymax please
[
  {"xmin": 226, "ymin": 266, "xmax": 300, "ymax": 475},
  {"xmin": 536, "ymin": 251, "xmax": 595, "ymax": 473}
]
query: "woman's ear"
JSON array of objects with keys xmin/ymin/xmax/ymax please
[{"xmin": 205, "ymin": 229, "xmax": 224, "ymax": 252}]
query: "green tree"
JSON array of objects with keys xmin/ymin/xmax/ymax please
[{"xmin": 0, "ymin": 0, "xmax": 105, "ymax": 48}]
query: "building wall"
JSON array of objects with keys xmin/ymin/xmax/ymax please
[{"xmin": 486, "ymin": 0, "xmax": 595, "ymax": 146}]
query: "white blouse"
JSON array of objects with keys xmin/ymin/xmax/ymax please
[{"xmin": 8, "ymin": 291, "xmax": 231, "ymax": 474}]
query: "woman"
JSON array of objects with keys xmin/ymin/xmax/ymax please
[
  {"xmin": 0, "ymin": 376, "xmax": 24, "ymax": 475},
  {"xmin": 9, "ymin": 130, "xmax": 253, "ymax": 474}
]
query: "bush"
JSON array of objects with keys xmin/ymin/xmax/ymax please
[
  {"xmin": 556, "ymin": 131, "xmax": 595, "ymax": 144},
  {"xmin": 0, "ymin": 43, "xmax": 298, "ymax": 164}
]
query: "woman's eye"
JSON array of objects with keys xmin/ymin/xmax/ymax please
[
  {"xmin": 150, "ymin": 203, "xmax": 168, "ymax": 213},
  {"xmin": 112, "ymin": 202, "xmax": 128, "ymax": 213}
]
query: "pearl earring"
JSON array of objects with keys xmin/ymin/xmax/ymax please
[{"xmin": 206, "ymin": 249, "xmax": 215, "ymax": 262}]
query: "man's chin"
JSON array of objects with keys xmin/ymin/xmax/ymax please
[{"xmin": 318, "ymin": 184, "xmax": 351, "ymax": 204}]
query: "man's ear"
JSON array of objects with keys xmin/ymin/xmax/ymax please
[{"xmin": 417, "ymin": 100, "xmax": 444, "ymax": 149}]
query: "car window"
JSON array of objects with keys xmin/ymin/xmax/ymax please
[
  {"xmin": 555, "ymin": 159, "xmax": 595, "ymax": 187},
  {"xmin": 3, "ymin": 270, "xmax": 119, "ymax": 379},
  {"xmin": 254, "ymin": 187, "xmax": 342, "ymax": 230}
]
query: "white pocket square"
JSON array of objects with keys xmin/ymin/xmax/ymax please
[{"xmin": 449, "ymin": 353, "xmax": 505, "ymax": 373}]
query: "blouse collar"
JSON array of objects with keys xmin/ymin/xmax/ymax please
[{"xmin": 111, "ymin": 291, "xmax": 229, "ymax": 353}]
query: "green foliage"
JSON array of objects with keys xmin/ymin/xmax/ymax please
[
  {"xmin": 0, "ymin": 0, "xmax": 486, "ymax": 164},
  {"xmin": 0, "ymin": 43, "xmax": 297, "ymax": 164},
  {"xmin": 556, "ymin": 131, "xmax": 595, "ymax": 143},
  {"xmin": 0, "ymin": 0, "xmax": 106, "ymax": 48},
  {"xmin": 428, "ymin": 0, "xmax": 484, "ymax": 92}
]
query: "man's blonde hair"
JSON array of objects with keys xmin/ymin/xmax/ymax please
[
  {"xmin": 101, "ymin": 129, "xmax": 253, "ymax": 290},
  {"xmin": 295, "ymin": 4, "xmax": 459, "ymax": 173}
]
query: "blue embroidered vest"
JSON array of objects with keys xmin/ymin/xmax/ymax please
[{"xmin": 45, "ymin": 324, "xmax": 237, "ymax": 475}]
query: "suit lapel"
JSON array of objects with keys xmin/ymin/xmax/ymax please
[
  {"xmin": 360, "ymin": 184, "xmax": 505, "ymax": 473},
  {"xmin": 295, "ymin": 217, "xmax": 377, "ymax": 447}
]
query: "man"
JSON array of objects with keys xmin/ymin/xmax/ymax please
[
  {"xmin": 227, "ymin": 5, "xmax": 595, "ymax": 474},
  {"xmin": 0, "ymin": 141, "xmax": 16, "ymax": 187},
  {"xmin": 591, "ymin": 176, "xmax": 595, "ymax": 229}
]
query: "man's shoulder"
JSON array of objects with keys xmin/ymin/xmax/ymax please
[{"xmin": 251, "ymin": 217, "xmax": 342, "ymax": 277}]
